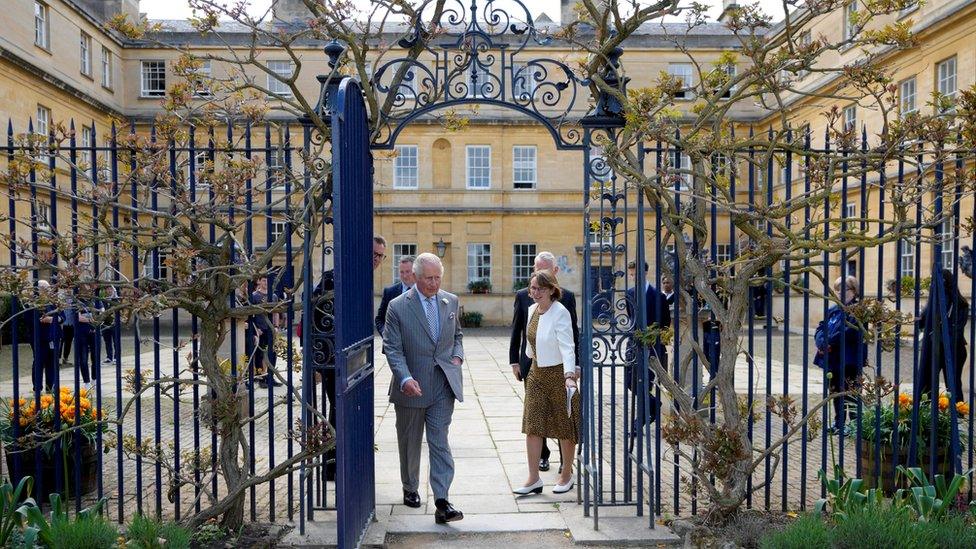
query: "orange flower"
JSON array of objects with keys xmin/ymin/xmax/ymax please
[
  {"xmin": 79, "ymin": 397, "xmax": 91, "ymax": 410},
  {"xmin": 956, "ymin": 401, "xmax": 970, "ymax": 416},
  {"xmin": 60, "ymin": 405, "xmax": 76, "ymax": 422},
  {"xmin": 898, "ymin": 393, "xmax": 912, "ymax": 411},
  {"xmin": 39, "ymin": 394, "xmax": 54, "ymax": 409},
  {"xmin": 938, "ymin": 395, "xmax": 950, "ymax": 411}
]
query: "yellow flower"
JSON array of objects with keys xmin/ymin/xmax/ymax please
[
  {"xmin": 938, "ymin": 395, "xmax": 950, "ymax": 411},
  {"xmin": 40, "ymin": 394, "xmax": 54, "ymax": 409},
  {"xmin": 956, "ymin": 401, "xmax": 970, "ymax": 416},
  {"xmin": 79, "ymin": 397, "xmax": 91, "ymax": 410}
]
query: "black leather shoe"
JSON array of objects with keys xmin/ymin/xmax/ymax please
[
  {"xmin": 538, "ymin": 458, "xmax": 550, "ymax": 472},
  {"xmin": 402, "ymin": 490, "xmax": 421, "ymax": 508},
  {"xmin": 434, "ymin": 499, "xmax": 463, "ymax": 524}
]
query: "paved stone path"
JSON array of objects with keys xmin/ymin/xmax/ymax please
[{"xmin": 2, "ymin": 327, "xmax": 970, "ymax": 544}]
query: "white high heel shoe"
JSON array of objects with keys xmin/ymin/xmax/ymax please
[
  {"xmin": 552, "ymin": 478, "xmax": 574, "ymax": 494},
  {"xmin": 512, "ymin": 478, "xmax": 544, "ymax": 495}
]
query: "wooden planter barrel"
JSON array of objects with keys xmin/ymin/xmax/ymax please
[
  {"xmin": 860, "ymin": 440, "xmax": 954, "ymax": 494},
  {"xmin": 4, "ymin": 439, "xmax": 98, "ymax": 505}
]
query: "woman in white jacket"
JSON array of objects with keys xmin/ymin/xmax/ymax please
[{"xmin": 513, "ymin": 270, "xmax": 580, "ymax": 495}]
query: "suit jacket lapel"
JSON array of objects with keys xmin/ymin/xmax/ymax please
[{"xmin": 408, "ymin": 289, "xmax": 436, "ymax": 342}]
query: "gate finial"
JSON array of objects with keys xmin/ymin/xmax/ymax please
[{"xmin": 325, "ymin": 39, "xmax": 345, "ymax": 70}]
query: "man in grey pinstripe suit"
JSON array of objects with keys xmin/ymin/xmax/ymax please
[{"xmin": 382, "ymin": 253, "xmax": 465, "ymax": 523}]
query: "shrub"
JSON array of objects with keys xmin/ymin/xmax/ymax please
[
  {"xmin": 915, "ymin": 514, "xmax": 976, "ymax": 549},
  {"xmin": 460, "ymin": 311, "xmax": 483, "ymax": 328},
  {"xmin": 24, "ymin": 495, "xmax": 117, "ymax": 549},
  {"xmin": 829, "ymin": 506, "xmax": 928, "ymax": 549},
  {"xmin": 191, "ymin": 522, "xmax": 226, "ymax": 547},
  {"xmin": 759, "ymin": 514, "xmax": 829, "ymax": 549},
  {"xmin": 125, "ymin": 513, "xmax": 192, "ymax": 549},
  {"xmin": 467, "ymin": 279, "xmax": 491, "ymax": 294}
]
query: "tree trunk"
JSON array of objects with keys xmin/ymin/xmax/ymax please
[{"xmin": 197, "ymin": 316, "xmax": 247, "ymax": 531}]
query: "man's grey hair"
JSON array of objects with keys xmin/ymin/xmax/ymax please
[
  {"xmin": 534, "ymin": 251, "xmax": 557, "ymax": 268},
  {"xmin": 399, "ymin": 255, "xmax": 416, "ymax": 265},
  {"xmin": 413, "ymin": 253, "xmax": 444, "ymax": 276}
]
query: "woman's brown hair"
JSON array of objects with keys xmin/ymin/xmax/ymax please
[{"xmin": 531, "ymin": 270, "xmax": 563, "ymax": 302}]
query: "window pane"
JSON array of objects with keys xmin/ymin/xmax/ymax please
[
  {"xmin": 900, "ymin": 77, "xmax": 916, "ymax": 115},
  {"xmin": 669, "ymin": 64, "xmax": 694, "ymax": 99},
  {"xmin": 34, "ymin": 2, "xmax": 48, "ymax": 48},
  {"xmin": 938, "ymin": 57, "xmax": 957, "ymax": 97},
  {"xmin": 512, "ymin": 63, "xmax": 536, "ymax": 99},
  {"xmin": 466, "ymin": 146, "xmax": 491, "ymax": 188},
  {"xmin": 392, "ymin": 243, "xmax": 418, "ymax": 282},
  {"xmin": 512, "ymin": 244, "xmax": 537, "ymax": 287},
  {"xmin": 394, "ymin": 145, "xmax": 418, "ymax": 188},
  {"xmin": 512, "ymin": 146, "xmax": 536, "ymax": 189},
  {"xmin": 467, "ymin": 243, "xmax": 491, "ymax": 284},
  {"xmin": 141, "ymin": 61, "xmax": 166, "ymax": 97},
  {"xmin": 101, "ymin": 47, "xmax": 112, "ymax": 88},
  {"xmin": 80, "ymin": 33, "xmax": 92, "ymax": 75},
  {"xmin": 268, "ymin": 60, "xmax": 294, "ymax": 96}
]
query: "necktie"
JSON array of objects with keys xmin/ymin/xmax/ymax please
[{"xmin": 425, "ymin": 296, "xmax": 439, "ymax": 340}]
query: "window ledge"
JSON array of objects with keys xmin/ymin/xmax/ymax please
[
  {"xmin": 80, "ymin": 72, "xmax": 94, "ymax": 81},
  {"xmin": 34, "ymin": 44, "xmax": 52, "ymax": 55}
]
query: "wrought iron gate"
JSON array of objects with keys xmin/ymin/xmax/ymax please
[{"xmin": 330, "ymin": 77, "xmax": 377, "ymax": 548}]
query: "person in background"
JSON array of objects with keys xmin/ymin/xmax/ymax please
[
  {"xmin": 320, "ymin": 234, "xmax": 386, "ymax": 482},
  {"xmin": 376, "ymin": 255, "xmax": 416, "ymax": 337},
  {"xmin": 60, "ymin": 289, "xmax": 76, "ymax": 364},
  {"xmin": 917, "ymin": 268, "xmax": 970, "ymax": 404},
  {"xmin": 98, "ymin": 285, "xmax": 118, "ymax": 364},
  {"xmin": 513, "ymin": 270, "xmax": 580, "ymax": 496},
  {"xmin": 814, "ymin": 275, "xmax": 866, "ymax": 435},
  {"xmin": 625, "ymin": 261, "xmax": 671, "ymax": 427},
  {"xmin": 661, "ymin": 276, "xmax": 675, "ymax": 307},
  {"xmin": 32, "ymin": 280, "xmax": 61, "ymax": 393},
  {"xmin": 251, "ymin": 276, "xmax": 281, "ymax": 388},
  {"xmin": 74, "ymin": 283, "xmax": 98, "ymax": 386},
  {"xmin": 509, "ymin": 251, "xmax": 579, "ymax": 473}
]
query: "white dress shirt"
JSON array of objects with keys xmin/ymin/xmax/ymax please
[{"xmin": 525, "ymin": 300, "xmax": 577, "ymax": 376}]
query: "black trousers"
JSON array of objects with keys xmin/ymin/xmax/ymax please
[
  {"xmin": 918, "ymin": 345, "xmax": 968, "ymax": 405},
  {"xmin": 101, "ymin": 328, "xmax": 115, "ymax": 361},
  {"xmin": 32, "ymin": 338, "xmax": 56, "ymax": 393},
  {"xmin": 829, "ymin": 367, "xmax": 860, "ymax": 429},
  {"xmin": 61, "ymin": 325, "xmax": 74, "ymax": 362}
]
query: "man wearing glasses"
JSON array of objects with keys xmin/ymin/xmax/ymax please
[{"xmin": 319, "ymin": 235, "xmax": 386, "ymax": 481}]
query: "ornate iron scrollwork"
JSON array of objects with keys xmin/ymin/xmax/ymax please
[{"xmin": 369, "ymin": 0, "xmax": 589, "ymax": 150}]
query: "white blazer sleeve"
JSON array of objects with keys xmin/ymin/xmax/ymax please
[
  {"xmin": 555, "ymin": 306, "xmax": 576, "ymax": 375},
  {"xmin": 524, "ymin": 303, "xmax": 537, "ymax": 359}
]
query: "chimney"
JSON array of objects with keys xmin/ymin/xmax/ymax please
[
  {"xmin": 76, "ymin": 0, "xmax": 140, "ymax": 21},
  {"xmin": 718, "ymin": 1, "xmax": 740, "ymax": 23},
  {"xmin": 273, "ymin": 0, "xmax": 313, "ymax": 22},
  {"xmin": 560, "ymin": 0, "xmax": 576, "ymax": 26}
]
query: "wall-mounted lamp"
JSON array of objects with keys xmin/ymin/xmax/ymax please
[{"xmin": 435, "ymin": 238, "xmax": 448, "ymax": 258}]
